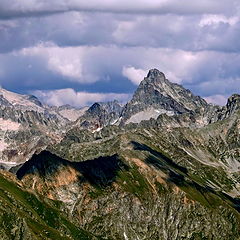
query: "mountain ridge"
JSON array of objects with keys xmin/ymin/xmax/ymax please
[
  {"xmin": 0, "ymin": 68, "xmax": 238, "ymax": 168},
  {"xmin": 1, "ymin": 69, "xmax": 240, "ymax": 239}
]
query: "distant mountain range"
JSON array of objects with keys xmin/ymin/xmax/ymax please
[{"xmin": 1, "ymin": 69, "xmax": 240, "ymax": 239}]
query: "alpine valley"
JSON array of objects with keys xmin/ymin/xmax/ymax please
[{"xmin": 1, "ymin": 69, "xmax": 240, "ymax": 240}]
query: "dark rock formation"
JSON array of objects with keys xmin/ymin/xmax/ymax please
[{"xmin": 120, "ymin": 69, "xmax": 208, "ymax": 124}]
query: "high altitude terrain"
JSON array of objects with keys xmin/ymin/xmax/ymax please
[{"xmin": 1, "ymin": 69, "xmax": 240, "ymax": 239}]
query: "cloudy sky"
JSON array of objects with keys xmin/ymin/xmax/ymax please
[{"xmin": 0, "ymin": 0, "xmax": 240, "ymax": 107}]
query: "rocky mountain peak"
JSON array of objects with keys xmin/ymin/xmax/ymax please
[
  {"xmin": 75, "ymin": 100, "xmax": 123, "ymax": 131},
  {"xmin": 227, "ymin": 94, "xmax": 240, "ymax": 105},
  {"xmin": 87, "ymin": 102, "xmax": 102, "ymax": 115},
  {"xmin": 25, "ymin": 95, "xmax": 43, "ymax": 107},
  {"xmin": 225, "ymin": 94, "xmax": 240, "ymax": 117},
  {"xmin": 120, "ymin": 68, "xmax": 208, "ymax": 124},
  {"xmin": 141, "ymin": 69, "xmax": 168, "ymax": 90},
  {"xmin": 146, "ymin": 68, "xmax": 166, "ymax": 79},
  {"xmin": 0, "ymin": 87, "xmax": 44, "ymax": 112},
  {"xmin": 87, "ymin": 100, "xmax": 122, "ymax": 116}
]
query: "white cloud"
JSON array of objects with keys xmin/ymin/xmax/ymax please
[
  {"xmin": 48, "ymin": 53, "xmax": 83, "ymax": 80},
  {"xmin": 204, "ymin": 94, "xmax": 228, "ymax": 106},
  {"xmin": 199, "ymin": 14, "xmax": 239, "ymax": 27},
  {"xmin": 19, "ymin": 42, "xmax": 99, "ymax": 83},
  {"xmin": 122, "ymin": 66, "xmax": 147, "ymax": 85},
  {"xmin": 33, "ymin": 88, "xmax": 131, "ymax": 107},
  {"xmin": 1, "ymin": 42, "xmax": 240, "ymax": 99},
  {"xmin": 13, "ymin": 44, "xmax": 201, "ymax": 87}
]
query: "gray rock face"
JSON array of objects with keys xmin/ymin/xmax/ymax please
[
  {"xmin": 76, "ymin": 100, "xmax": 123, "ymax": 131},
  {"xmin": 121, "ymin": 69, "xmax": 208, "ymax": 124},
  {"xmin": 0, "ymin": 88, "xmax": 69, "ymax": 166},
  {"xmin": 220, "ymin": 94, "xmax": 240, "ymax": 119},
  {"xmin": 87, "ymin": 100, "xmax": 122, "ymax": 117},
  {"xmin": 206, "ymin": 94, "xmax": 240, "ymax": 123},
  {"xmin": 25, "ymin": 95, "xmax": 43, "ymax": 107}
]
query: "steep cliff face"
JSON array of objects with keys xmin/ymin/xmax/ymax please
[{"xmin": 213, "ymin": 94, "xmax": 240, "ymax": 121}]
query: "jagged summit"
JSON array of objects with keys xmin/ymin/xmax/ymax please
[
  {"xmin": 75, "ymin": 100, "xmax": 123, "ymax": 131},
  {"xmin": 147, "ymin": 68, "xmax": 166, "ymax": 79},
  {"xmin": 87, "ymin": 100, "xmax": 122, "ymax": 115},
  {"xmin": 227, "ymin": 94, "xmax": 240, "ymax": 104},
  {"xmin": 120, "ymin": 69, "xmax": 208, "ymax": 124},
  {"xmin": 224, "ymin": 94, "xmax": 240, "ymax": 117},
  {"xmin": 140, "ymin": 69, "xmax": 168, "ymax": 89}
]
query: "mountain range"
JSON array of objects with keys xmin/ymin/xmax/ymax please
[{"xmin": 1, "ymin": 69, "xmax": 240, "ymax": 239}]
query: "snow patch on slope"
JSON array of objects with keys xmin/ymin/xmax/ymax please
[
  {"xmin": 0, "ymin": 118, "xmax": 21, "ymax": 131},
  {"xmin": 0, "ymin": 140, "xmax": 8, "ymax": 151},
  {"xmin": 0, "ymin": 88, "xmax": 43, "ymax": 112},
  {"xmin": 92, "ymin": 127, "xmax": 102, "ymax": 133},
  {"xmin": 0, "ymin": 160, "xmax": 19, "ymax": 170},
  {"xmin": 126, "ymin": 108, "xmax": 174, "ymax": 124}
]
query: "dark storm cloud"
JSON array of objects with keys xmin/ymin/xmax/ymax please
[
  {"xmin": 0, "ymin": 12, "xmax": 121, "ymax": 54},
  {"xmin": 1, "ymin": 12, "xmax": 240, "ymax": 55},
  {"xmin": 0, "ymin": 0, "xmax": 237, "ymax": 19}
]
